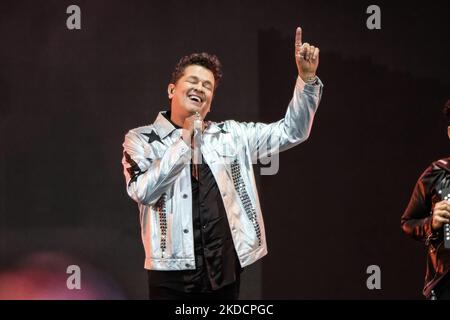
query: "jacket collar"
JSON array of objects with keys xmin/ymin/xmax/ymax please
[
  {"xmin": 435, "ymin": 157, "xmax": 450, "ymax": 172},
  {"xmin": 153, "ymin": 110, "xmax": 178, "ymax": 139},
  {"xmin": 153, "ymin": 110, "xmax": 229, "ymax": 138}
]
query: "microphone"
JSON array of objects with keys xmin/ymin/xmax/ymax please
[{"xmin": 192, "ymin": 112, "xmax": 202, "ymax": 179}]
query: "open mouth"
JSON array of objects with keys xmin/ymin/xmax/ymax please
[{"xmin": 188, "ymin": 93, "xmax": 204, "ymax": 106}]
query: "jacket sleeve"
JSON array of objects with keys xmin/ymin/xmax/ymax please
[
  {"xmin": 122, "ymin": 130, "xmax": 191, "ymax": 206},
  {"xmin": 237, "ymin": 76, "xmax": 323, "ymax": 160},
  {"xmin": 401, "ymin": 166, "xmax": 437, "ymax": 244}
]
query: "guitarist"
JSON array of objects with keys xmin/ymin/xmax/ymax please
[{"xmin": 401, "ymin": 99, "xmax": 450, "ymax": 299}]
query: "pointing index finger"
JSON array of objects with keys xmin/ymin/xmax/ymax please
[{"xmin": 295, "ymin": 27, "xmax": 302, "ymax": 46}]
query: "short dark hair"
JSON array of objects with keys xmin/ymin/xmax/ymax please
[
  {"xmin": 443, "ymin": 99, "xmax": 450, "ymax": 125},
  {"xmin": 170, "ymin": 52, "xmax": 223, "ymax": 89}
]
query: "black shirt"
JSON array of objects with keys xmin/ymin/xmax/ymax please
[{"xmin": 148, "ymin": 112, "xmax": 241, "ymax": 292}]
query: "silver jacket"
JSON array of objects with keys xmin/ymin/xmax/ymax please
[{"xmin": 122, "ymin": 76, "xmax": 323, "ymax": 270}]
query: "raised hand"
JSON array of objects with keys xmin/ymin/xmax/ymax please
[{"xmin": 295, "ymin": 27, "xmax": 320, "ymax": 82}]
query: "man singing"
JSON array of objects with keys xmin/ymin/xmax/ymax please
[{"xmin": 122, "ymin": 27, "xmax": 323, "ymax": 299}]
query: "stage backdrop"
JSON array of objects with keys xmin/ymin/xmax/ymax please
[{"xmin": 0, "ymin": 0, "xmax": 449, "ymax": 299}]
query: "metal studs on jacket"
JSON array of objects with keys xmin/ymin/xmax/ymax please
[
  {"xmin": 230, "ymin": 159, "xmax": 262, "ymax": 246},
  {"xmin": 155, "ymin": 193, "xmax": 168, "ymax": 256}
]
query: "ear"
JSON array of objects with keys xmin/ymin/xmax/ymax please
[
  {"xmin": 167, "ymin": 84, "xmax": 175, "ymax": 99},
  {"xmin": 447, "ymin": 126, "xmax": 450, "ymax": 140}
]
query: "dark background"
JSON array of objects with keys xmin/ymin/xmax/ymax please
[{"xmin": 0, "ymin": 0, "xmax": 449, "ymax": 299}]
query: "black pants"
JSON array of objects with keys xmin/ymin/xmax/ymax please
[{"xmin": 148, "ymin": 280, "xmax": 240, "ymax": 300}]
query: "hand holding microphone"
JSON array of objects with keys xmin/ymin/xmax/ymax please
[
  {"xmin": 181, "ymin": 112, "xmax": 203, "ymax": 179},
  {"xmin": 181, "ymin": 112, "xmax": 203, "ymax": 146},
  {"xmin": 192, "ymin": 112, "xmax": 203, "ymax": 166}
]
